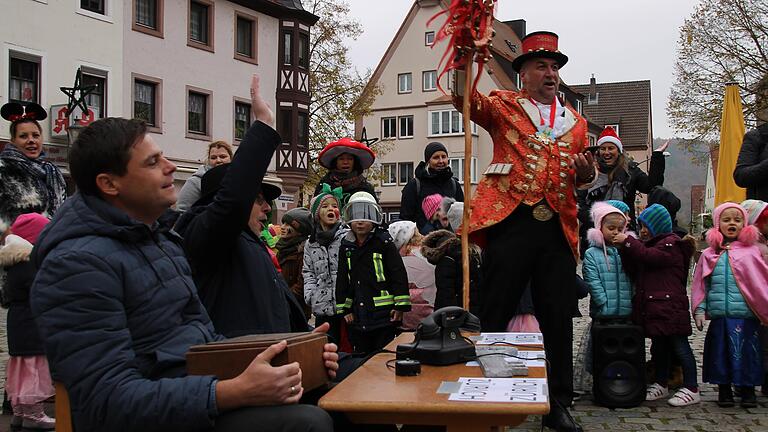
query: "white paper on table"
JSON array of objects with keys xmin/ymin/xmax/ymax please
[
  {"xmin": 465, "ymin": 351, "xmax": 545, "ymax": 368},
  {"xmin": 447, "ymin": 377, "xmax": 548, "ymax": 403},
  {"xmin": 476, "ymin": 332, "xmax": 544, "ymax": 346}
]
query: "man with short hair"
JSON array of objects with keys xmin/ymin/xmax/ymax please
[
  {"xmin": 453, "ymin": 32, "xmax": 594, "ymax": 432},
  {"xmin": 30, "ymin": 76, "xmax": 336, "ymax": 432}
]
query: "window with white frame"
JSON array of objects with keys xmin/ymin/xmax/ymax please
[
  {"xmin": 398, "ymin": 115, "xmax": 414, "ymax": 138},
  {"xmin": 588, "ymin": 135, "xmax": 596, "ymax": 147},
  {"xmin": 388, "ymin": 212, "xmax": 400, "ymax": 223},
  {"xmin": 606, "ymin": 123, "xmax": 620, "ymax": 136},
  {"xmin": 9, "ymin": 54, "xmax": 40, "ymax": 104},
  {"xmin": 82, "ymin": 69, "xmax": 107, "ymax": 117},
  {"xmin": 398, "ymin": 162, "xmax": 414, "ymax": 185},
  {"xmin": 381, "ymin": 163, "xmax": 397, "ymax": 185},
  {"xmin": 576, "ymin": 98, "xmax": 582, "ymax": 114},
  {"xmin": 557, "ymin": 91, "xmax": 565, "ymax": 103},
  {"xmin": 429, "ymin": 109, "xmax": 477, "ymax": 136},
  {"xmin": 398, "ymin": 73, "xmax": 412, "ymax": 94},
  {"xmin": 81, "ymin": 0, "xmax": 105, "ymax": 14},
  {"xmin": 382, "ymin": 117, "xmax": 396, "ymax": 139},
  {"xmin": 425, "ymin": 31, "xmax": 435, "ymax": 46},
  {"xmin": 449, "ymin": 157, "xmax": 478, "ymax": 184},
  {"xmin": 422, "ymin": 70, "xmax": 437, "ymax": 91},
  {"xmin": 234, "ymin": 101, "xmax": 251, "ymax": 141}
]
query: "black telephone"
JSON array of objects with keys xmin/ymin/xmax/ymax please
[{"xmin": 396, "ymin": 306, "xmax": 481, "ymax": 365}]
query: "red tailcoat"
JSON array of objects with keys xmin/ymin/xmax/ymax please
[{"xmin": 462, "ymin": 89, "xmax": 589, "ymax": 259}]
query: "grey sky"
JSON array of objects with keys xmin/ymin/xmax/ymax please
[{"xmin": 345, "ymin": 0, "xmax": 702, "ymax": 139}]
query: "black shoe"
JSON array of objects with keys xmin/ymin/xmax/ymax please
[
  {"xmin": 717, "ymin": 384, "xmax": 734, "ymax": 408},
  {"xmin": 739, "ymin": 386, "xmax": 757, "ymax": 408},
  {"xmin": 543, "ymin": 402, "xmax": 583, "ymax": 432}
]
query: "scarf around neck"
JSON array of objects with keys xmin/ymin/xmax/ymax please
[
  {"xmin": 314, "ymin": 221, "xmax": 341, "ymax": 247},
  {"xmin": 1, "ymin": 145, "xmax": 66, "ymax": 215},
  {"xmin": 276, "ymin": 235, "xmax": 307, "ymax": 264}
]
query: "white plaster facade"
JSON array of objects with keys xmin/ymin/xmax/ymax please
[
  {"xmin": 122, "ymin": 0, "xmax": 281, "ymax": 182},
  {"xmin": 0, "ymin": 0, "xmax": 125, "ymax": 171},
  {"xmin": 358, "ymin": 0, "xmax": 506, "ymax": 218}
]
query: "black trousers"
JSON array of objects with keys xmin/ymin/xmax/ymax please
[
  {"xmin": 479, "ymin": 204, "xmax": 577, "ymax": 407},
  {"xmin": 349, "ymin": 325, "xmax": 396, "ymax": 356},
  {"xmin": 315, "ymin": 315, "xmax": 344, "ymax": 347},
  {"xmin": 213, "ymin": 404, "xmax": 333, "ymax": 432}
]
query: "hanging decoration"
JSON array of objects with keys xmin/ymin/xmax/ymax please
[{"xmin": 427, "ymin": 0, "xmax": 496, "ymax": 94}]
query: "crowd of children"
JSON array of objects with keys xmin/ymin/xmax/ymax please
[{"xmin": 582, "ymin": 197, "xmax": 768, "ymax": 407}]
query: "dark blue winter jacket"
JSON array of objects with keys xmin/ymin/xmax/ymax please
[{"xmin": 30, "ymin": 192, "xmax": 221, "ymax": 432}]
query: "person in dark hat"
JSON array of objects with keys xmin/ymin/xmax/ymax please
[
  {"xmin": 175, "ymin": 121, "xmax": 308, "ymax": 338},
  {"xmin": 452, "ymin": 31, "xmax": 594, "ymax": 432},
  {"xmin": 399, "ymin": 141, "xmax": 464, "ymax": 233},
  {"xmin": 276, "ymin": 207, "xmax": 314, "ymax": 318},
  {"xmin": 313, "ymin": 137, "xmax": 377, "ymax": 203},
  {"xmin": 0, "ymin": 102, "xmax": 67, "ymax": 232}
]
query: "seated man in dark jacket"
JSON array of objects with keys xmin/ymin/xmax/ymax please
[
  {"xmin": 30, "ymin": 76, "xmax": 337, "ymax": 432},
  {"xmin": 174, "ymin": 118, "xmax": 309, "ymax": 338}
]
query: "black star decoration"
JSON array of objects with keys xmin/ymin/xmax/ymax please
[
  {"xmin": 358, "ymin": 127, "xmax": 379, "ymax": 148},
  {"xmin": 60, "ymin": 68, "xmax": 97, "ymax": 118}
]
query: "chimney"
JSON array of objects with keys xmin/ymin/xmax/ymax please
[
  {"xmin": 503, "ymin": 19, "xmax": 527, "ymax": 41},
  {"xmin": 589, "ymin": 74, "xmax": 596, "ymax": 99}
]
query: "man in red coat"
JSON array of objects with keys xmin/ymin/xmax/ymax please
[{"xmin": 455, "ymin": 31, "xmax": 594, "ymax": 432}]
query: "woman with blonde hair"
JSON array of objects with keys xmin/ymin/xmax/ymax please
[{"xmin": 176, "ymin": 140, "xmax": 233, "ymax": 212}]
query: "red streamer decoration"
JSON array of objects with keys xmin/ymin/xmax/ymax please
[{"xmin": 427, "ymin": 0, "xmax": 496, "ymax": 94}]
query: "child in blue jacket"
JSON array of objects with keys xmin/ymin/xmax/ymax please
[{"xmin": 583, "ymin": 201, "xmax": 633, "ymax": 318}]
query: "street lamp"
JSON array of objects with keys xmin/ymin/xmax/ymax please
[{"xmin": 66, "ymin": 122, "xmax": 85, "ymax": 144}]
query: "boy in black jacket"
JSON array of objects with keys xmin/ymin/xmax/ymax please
[{"xmin": 335, "ymin": 192, "xmax": 411, "ymax": 354}]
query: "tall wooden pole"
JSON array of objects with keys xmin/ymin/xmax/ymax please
[{"xmin": 461, "ymin": 60, "xmax": 473, "ymax": 311}]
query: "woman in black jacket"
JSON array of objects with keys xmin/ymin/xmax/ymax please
[
  {"xmin": 400, "ymin": 142, "xmax": 464, "ymax": 233},
  {"xmin": 734, "ymin": 123, "xmax": 768, "ymax": 201},
  {"xmin": 578, "ymin": 127, "xmax": 667, "ymax": 252}
]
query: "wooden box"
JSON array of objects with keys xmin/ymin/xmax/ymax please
[{"xmin": 186, "ymin": 332, "xmax": 329, "ymax": 391}]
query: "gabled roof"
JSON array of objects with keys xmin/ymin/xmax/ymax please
[
  {"xmin": 353, "ymin": 1, "xmax": 518, "ymax": 111},
  {"xmin": 230, "ymin": 0, "xmax": 319, "ymax": 24},
  {"xmin": 570, "ymin": 80, "xmax": 652, "ymax": 150}
]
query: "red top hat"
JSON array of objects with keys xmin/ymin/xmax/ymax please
[
  {"xmin": 511, "ymin": 31, "xmax": 569, "ymax": 73},
  {"xmin": 318, "ymin": 137, "xmax": 376, "ymax": 171}
]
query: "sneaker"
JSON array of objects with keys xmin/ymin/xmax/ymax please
[
  {"xmin": 646, "ymin": 383, "xmax": 669, "ymax": 401},
  {"xmin": 668, "ymin": 388, "xmax": 701, "ymax": 406},
  {"xmin": 717, "ymin": 384, "xmax": 734, "ymax": 408}
]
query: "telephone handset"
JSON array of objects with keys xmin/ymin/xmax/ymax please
[{"xmin": 396, "ymin": 306, "xmax": 481, "ymax": 365}]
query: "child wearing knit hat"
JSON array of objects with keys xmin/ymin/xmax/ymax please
[
  {"xmin": 583, "ymin": 202, "xmax": 633, "ymax": 319},
  {"xmin": 692, "ymin": 202, "xmax": 768, "ymax": 408},
  {"xmin": 420, "ymin": 194, "xmax": 450, "ymax": 235},
  {"xmin": 1, "ymin": 213, "xmax": 55, "ymax": 429},
  {"xmin": 302, "ymin": 184, "xmax": 351, "ymax": 349},
  {"xmin": 614, "ymin": 204, "xmax": 700, "ymax": 406},
  {"xmin": 276, "ymin": 207, "xmax": 313, "ymax": 318}
]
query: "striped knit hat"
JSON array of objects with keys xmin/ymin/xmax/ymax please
[
  {"xmin": 606, "ymin": 200, "xmax": 630, "ymax": 215},
  {"xmin": 740, "ymin": 199, "xmax": 768, "ymax": 226},
  {"xmin": 637, "ymin": 204, "xmax": 672, "ymax": 237},
  {"xmin": 310, "ymin": 183, "xmax": 343, "ymax": 220}
]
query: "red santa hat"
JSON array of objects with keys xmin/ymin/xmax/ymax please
[{"xmin": 596, "ymin": 126, "xmax": 622, "ymax": 153}]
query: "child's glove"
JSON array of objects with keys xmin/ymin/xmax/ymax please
[
  {"xmin": 344, "ymin": 313, "xmax": 354, "ymax": 324},
  {"xmin": 390, "ymin": 310, "xmax": 403, "ymax": 322},
  {"xmin": 694, "ymin": 314, "xmax": 705, "ymax": 331}
]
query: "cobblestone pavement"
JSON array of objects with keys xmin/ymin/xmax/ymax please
[{"xmin": 0, "ymin": 295, "xmax": 766, "ymax": 431}]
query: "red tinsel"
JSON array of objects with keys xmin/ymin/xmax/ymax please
[{"xmin": 427, "ymin": 0, "xmax": 495, "ymax": 94}]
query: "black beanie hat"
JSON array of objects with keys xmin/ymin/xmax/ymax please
[{"xmin": 424, "ymin": 142, "xmax": 448, "ymax": 162}]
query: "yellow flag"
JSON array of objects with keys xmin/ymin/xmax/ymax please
[{"xmin": 714, "ymin": 84, "xmax": 746, "ymax": 205}]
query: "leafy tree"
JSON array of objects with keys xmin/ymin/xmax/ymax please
[
  {"xmin": 667, "ymin": 0, "xmax": 767, "ymax": 160},
  {"xmin": 301, "ymin": 0, "xmax": 382, "ymax": 204}
]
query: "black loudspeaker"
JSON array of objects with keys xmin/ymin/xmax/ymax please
[{"xmin": 591, "ymin": 321, "xmax": 646, "ymax": 408}]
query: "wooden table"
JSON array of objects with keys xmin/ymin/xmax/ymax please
[{"xmin": 319, "ymin": 333, "xmax": 549, "ymax": 432}]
